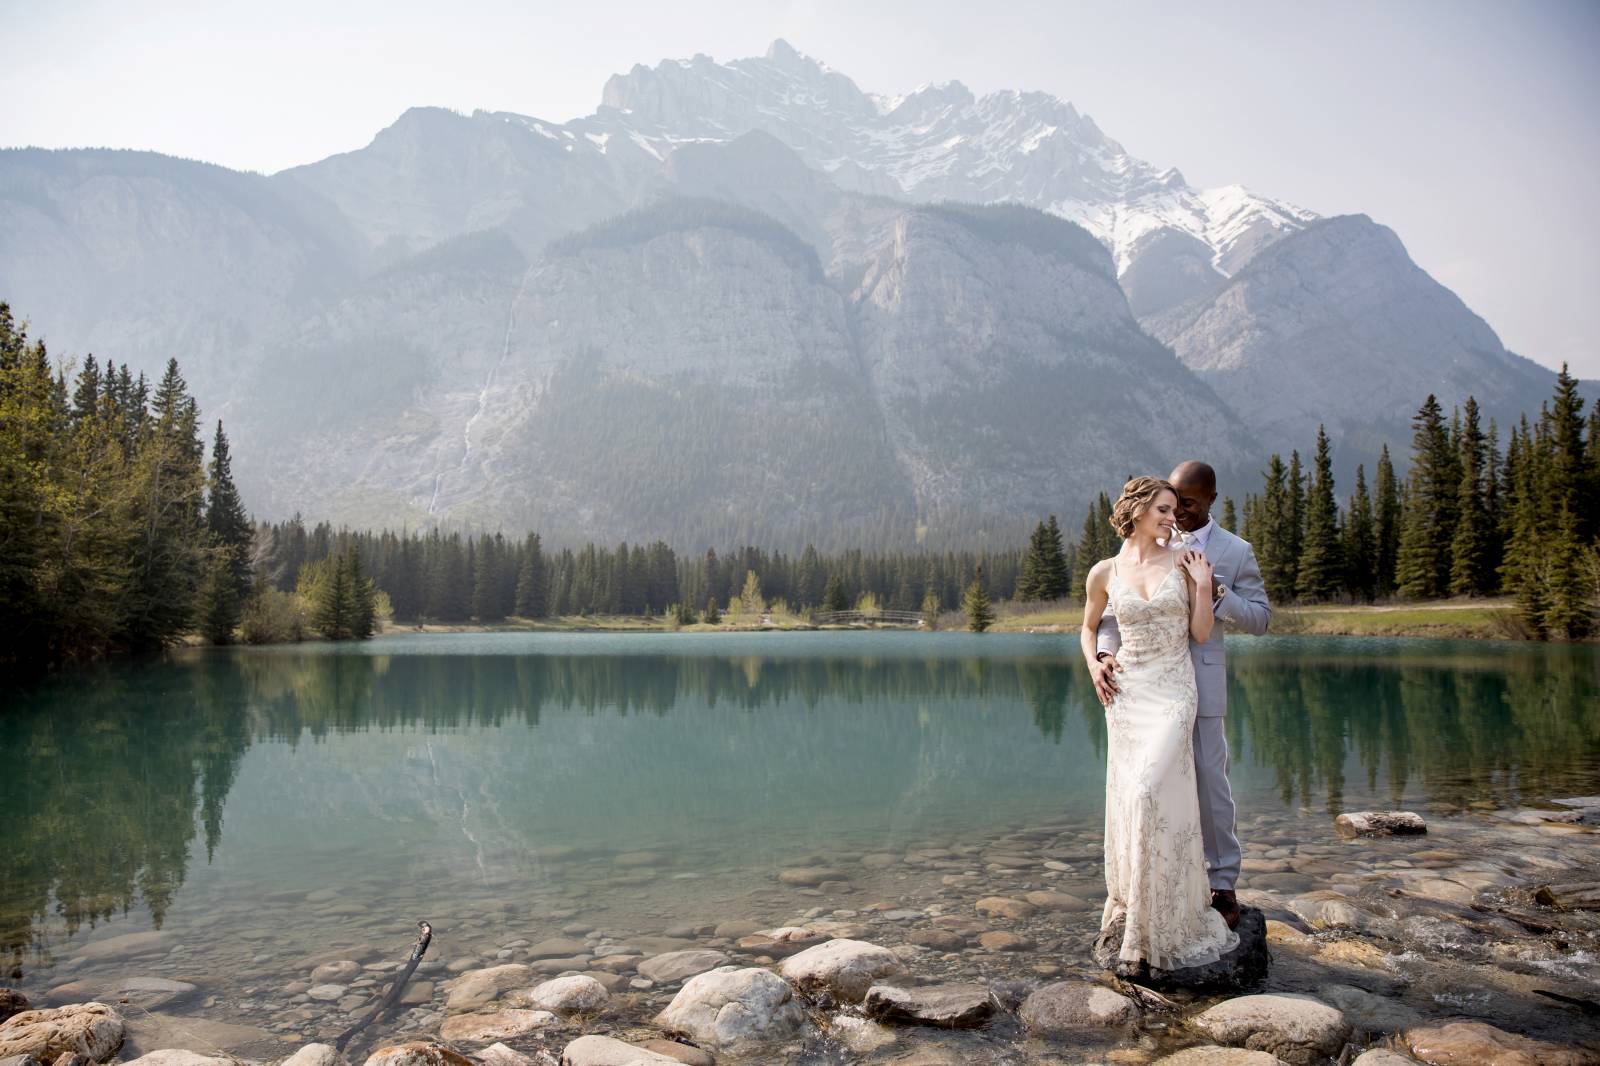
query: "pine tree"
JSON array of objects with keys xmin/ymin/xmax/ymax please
[
  {"xmin": 1221, "ymin": 497, "xmax": 1237, "ymax": 532},
  {"xmin": 963, "ymin": 564, "xmax": 995, "ymax": 632},
  {"xmin": 1449, "ymin": 397, "xmax": 1494, "ymax": 596},
  {"xmin": 1016, "ymin": 520, "xmax": 1046, "ymax": 601},
  {"xmin": 1342, "ymin": 465, "xmax": 1377, "ymax": 602},
  {"xmin": 70, "ymin": 353, "xmax": 100, "ymax": 422},
  {"xmin": 1395, "ymin": 395, "xmax": 1458, "ymax": 599},
  {"xmin": 740, "ymin": 569, "xmax": 764, "ymax": 614},
  {"xmin": 1297, "ymin": 426, "xmax": 1343, "ymax": 601},
  {"xmin": 1038, "ymin": 515, "xmax": 1070, "ymax": 599},
  {"xmin": 311, "ymin": 556, "xmax": 350, "ymax": 639},
  {"xmin": 822, "ymin": 573, "xmax": 849, "ymax": 612},
  {"xmin": 1549, "ymin": 364, "xmax": 1592, "ymax": 540},
  {"xmin": 1286, "ymin": 450, "xmax": 1305, "ymax": 565},
  {"xmin": 347, "ymin": 547, "xmax": 377, "ymax": 639},
  {"xmin": 1255, "ymin": 455, "xmax": 1297, "ymax": 604},
  {"xmin": 514, "ymin": 532, "xmax": 548, "ymax": 617},
  {"xmin": 920, "ymin": 587, "xmax": 941, "ymax": 630},
  {"xmin": 1374, "ymin": 445, "xmax": 1401, "ymax": 596}
]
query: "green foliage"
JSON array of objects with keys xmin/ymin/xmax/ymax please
[
  {"xmin": 1296, "ymin": 426, "xmax": 1343, "ymax": 602},
  {"xmin": 963, "ymin": 564, "xmax": 995, "ymax": 632},
  {"xmin": 920, "ymin": 587, "xmax": 941, "ymax": 630},
  {"xmin": 240, "ymin": 584, "xmax": 306, "ymax": 644},
  {"xmin": 1396, "ymin": 395, "xmax": 1460, "ymax": 599},
  {"xmin": 1017, "ymin": 515, "xmax": 1071, "ymax": 601},
  {"xmin": 1341, "ymin": 465, "xmax": 1377, "ymax": 603},
  {"xmin": 822, "ymin": 573, "xmax": 849, "ymax": 612}
]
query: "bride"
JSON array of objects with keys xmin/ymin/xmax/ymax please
[{"xmin": 1080, "ymin": 476, "xmax": 1239, "ymax": 974}]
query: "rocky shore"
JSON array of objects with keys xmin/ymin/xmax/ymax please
[{"xmin": 4, "ymin": 798, "xmax": 1598, "ymax": 1066}]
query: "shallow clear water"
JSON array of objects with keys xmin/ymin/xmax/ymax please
[{"xmin": 2, "ymin": 631, "xmax": 1598, "ymax": 1056}]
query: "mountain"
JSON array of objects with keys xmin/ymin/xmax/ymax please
[
  {"xmin": 229, "ymin": 186, "xmax": 1254, "ymax": 549},
  {"xmin": 0, "ymin": 41, "xmax": 1576, "ymax": 548},
  {"xmin": 1145, "ymin": 215, "xmax": 1555, "ymax": 467}
]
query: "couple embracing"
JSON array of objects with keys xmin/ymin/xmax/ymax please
[{"xmin": 1078, "ymin": 461, "xmax": 1271, "ymax": 977}]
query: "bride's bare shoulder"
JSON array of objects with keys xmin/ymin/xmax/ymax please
[{"xmin": 1085, "ymin": 557, "xmax": 1115, "ymax": 591}]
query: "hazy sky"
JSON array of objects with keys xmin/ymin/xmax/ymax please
[{"xmin": 5, "ymin": 0, "xmax": 1598, "ymax": 376}]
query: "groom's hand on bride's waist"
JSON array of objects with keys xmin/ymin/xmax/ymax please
[{"xmin": 1092, "ymin": 652, "xmax": 1121, "ymax": 705}]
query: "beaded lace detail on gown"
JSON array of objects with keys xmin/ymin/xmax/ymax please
[{"xmin": 1101, "ymin": 559, "xmax": 1239, "ymax": 970}]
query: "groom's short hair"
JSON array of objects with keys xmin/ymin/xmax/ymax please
[{"xmin": 1170, "ymin": 460, "xmax": 1217, "ymax": 498}]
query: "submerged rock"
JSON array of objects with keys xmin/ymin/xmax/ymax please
[
  {"xmin": 1018, "ymin": 981, "xmax": 1138, "ymax": 1034},
  {"xmin": 0, "ymin": 1003, "xmax": 125, "ymax": 1064},
  {"xmin": 828, "ymin": 1014, "xmax": 896, "ymax": 1054},
  {"xmin": 0, "ymin": 993, "xmax": 27, "ymax": 1025},
  {"xmin": 862, "ymin": 982, "xmax": 997, "ymax": 1029},
  {"xmin": 363, "ymin": 1043, "xmax": 475, "ymax": 1066},
  {"xmin": 438, "ymin": 1009, "xmax": 557, "ymax": 1043},
  {"xmin": 1189, "ymin": 993, "xmax": 1349, "ymax": 1066},
  {"xmin": 653, "ymin": 966, "xmax": 806, "ymax": 1050},
  {"xmin": 444, "ymin": 965, "xmax": 534, "ymax": 1012},
  {"xmin": 633, "ymin": 1040, "xmax": 714, "ymax": 1066},
  {"xmin": 1093, "ymin": 907, "xmax": 1270, "ymax": 991},
  {"xmin": 778, "ymin": 939, "xmax": 901, "ymax": 1003},
  {"xmin": 558, "ymin": 1035, "xmax": 679, "ymax": 1065},
  {"xmin": 1334, "ymin": 811, "xmax": 1426, "ymax": 837},
  {"xmin": 1404, "ymin": 1020, "xmax": 1592, "ymax": 1066},
  {"xmin": 121, "ymin": 1053, "xmax": 230, "ymax": 1066},
  {"xmin": 635, "ymin": 951, "xmax": 729, "ymax": 985},
  {"xmin": 1151, "ymin": 1049, "xmax": 1288, "ymax": 1065},
  {"xmin": 278, "ymin": 1043, "xmax": 339, "ymax": 1066}
]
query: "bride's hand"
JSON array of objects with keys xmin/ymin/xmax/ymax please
[{"xmin": 1180, "ymin": 549, "xmax": 1213, "ymax": 587}]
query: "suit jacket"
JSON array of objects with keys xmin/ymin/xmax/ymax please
[{"xmin": 1095, "ymin": 525, "xmax": 1271, "ymax": 716}]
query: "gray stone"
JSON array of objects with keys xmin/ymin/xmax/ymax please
[
  {"xmin": 439, "ymin": 1010, "xmax": 556, "ymax": 1043},
  {"xmin": 1404, "ymin": 1020, "xmax": 1591, "ymax": 1066},
  {"xmin": 520, "ymin": 976, "xmax": 607, "ymax": 1014},
  {"xmin": 862, "ymin": 983, "xmax": 997, "ymax": 1029},
  {"xmin": 444, "ymin": 965, "xmax": 534, "ymax": 1012},
  {"xmin": 1334, "ymin": 811, "xmax": 1426, "ymax": 837},
  {"xmin": 363, "ymin": 1044, "xmax": 475, "ymax": 1066},
  {"xmin": 635, "ymin": 951, "xmax": 729, "ymax": 985},
  {"xmin": 1189, "ymin": 994, "xmax": 1350, "ymax": 1066},
  {"xmin": 1018, "ymin": 981, "xmax": 1138, "ymax": 1034},
  {"xmin": 633, "ymin": 1042, "xmax": 713, "ymax": 1066},
  {"xmin": 122, "ymin": 1053, "xmax": 231, "ymax": 1066},
  {"xmin": 0, "ymin": 1004, "xmax": 125, "ymax": 1064},
  {"xmin": 278, "ymin": 1043, "xmax": 339, "ymax": 1066},
  {"xmin": 653, "ymin": 966, "xmax": 807, "ymax": 1051},
  {"xmin": 778, "ymin": 939, "xmax": 901, "ymax": 1003},
  {"xmin": 558, "ymin": 1035, "xmax": 679, "ymax": 1065},
  {"xmin": 310, "ymin": 961, "xmax": 362, "ymax": 983},
  {"xmin": 1349, "ymin": 1052, "xmax": 1417, "ymax": 1066},
  {"xmin": 306, "ymin": 984, "xmax": 346, "ymax": 1002},
  {"xmin": 828, "ymin": 1015, "xmax": 896, "ymax": 1053},
  {"xmin": 526, "ymin": 939, "xmax": 588, "ymax": 960},
  {"xmin": 71, "ymin": 932, "xmax": 168, "ymax": 962},
  {"xmin": 1152, "ymin": 1050, "xmax": 1288, "ymax": 1066}
]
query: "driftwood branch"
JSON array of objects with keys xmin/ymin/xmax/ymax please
[{"xmin": 335, "ymin": 920, "xmax": 433, "ymax": 1054}]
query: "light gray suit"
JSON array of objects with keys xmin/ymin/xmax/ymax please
[{"xmin": 1096, "ymin": 523, "xmax": 1270, "ymax": 891}]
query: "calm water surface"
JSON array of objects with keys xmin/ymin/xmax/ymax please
[{"xmin": 2, "ymin": 631, "xmax": 1597, "ymax": 1006}]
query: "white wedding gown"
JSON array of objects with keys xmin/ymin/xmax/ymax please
[{"xmin": 1101, "ymin": 558, "xmax": 1239, "ymax": 970}]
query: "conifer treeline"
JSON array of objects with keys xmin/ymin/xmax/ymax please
[
  {"xmin": 0, "ymin": 304, "xmax": 253, "ymax": 672},
  {"xmin": 1204, "ymin": 369, "xmax": 1597, "ymax": 638},
  {"xmin": 253, "ymin": 517, "xmax": 1079, "ymax": 626}
]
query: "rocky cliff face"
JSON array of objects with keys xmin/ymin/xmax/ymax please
[{"xmin": 1146, "ymin": 215, "xmax": 1553, "ymax": 462}]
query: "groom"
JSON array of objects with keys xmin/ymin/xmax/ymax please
[{"xmin": 1091, "ymin": 460, "xmax": 1271, "ymax": 930}]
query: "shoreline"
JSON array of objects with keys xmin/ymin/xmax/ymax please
[{"xmin": 307, "ymin": 598, "xmax": 1569, "ymax": 643}]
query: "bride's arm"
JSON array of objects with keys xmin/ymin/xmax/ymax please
[
  {"xmin": 1181, "ymin": 550, "xmax": 1215, "ymax": 643},
  {"xmin": 1080, "ymin": 561, "xmax": 1112, "ymax": 671}
]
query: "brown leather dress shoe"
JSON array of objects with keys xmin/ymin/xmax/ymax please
[{"xmin": 1210, "ymin": 889, "xmax": 1241, "ymax": 930}]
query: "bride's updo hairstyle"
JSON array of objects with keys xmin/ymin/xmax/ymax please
[{"xmin": 1109, "ymin": 476, "xmax": 1175, "ymax": 539}]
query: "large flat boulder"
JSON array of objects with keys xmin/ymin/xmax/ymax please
[
  {"xmin": 438, "ymin": 1009, "xmax": 556, "ymax": 1043},
  {"xmin": 519, "ymin": 976, "xmax": 607, "ymax": 1014},
  {"xmin": 653, "ymin": 966, "xmax": 806, "ymax": 1051},
  {"xmin": 1334, "ymin": 811, "xmax": 1426, "ymax": 837},
  {"xmin": 1152, "ymin": 1049, "xmax": 1288, "ymax": 1065},
  {"xmin": 0, "ymin": 1003, "xmax": 125, "ymax": 1063},
  {"xmin": 778, "ymin": 939, "xmax": 901, "ymax": 1003},
  {"xmin": 363, "ymin": 1044, "xmax": 475, "ymax": 1066},
  {"xmin": 1018, "ymin": 982, "xmax": 1138, "ymax": 1034},
  {"xmin": 635, "ymin": 951, "xmax": 730, "ymax": 984},
  {"xmin": 1189, "ymin": 994, "xmax": 1349, "ymax": 1066},
  {"xmin": 558, "ymin": 1035, "xmax": 680, "ymax": 1065}
]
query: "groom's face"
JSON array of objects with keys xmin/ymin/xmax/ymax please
[{"xmin": 1169, "ymin": 476, "xmax": 1216, "ymax": 533}]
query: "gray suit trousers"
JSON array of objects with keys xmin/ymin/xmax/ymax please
[{"xmin": 1193, "ymin": 715, "xmax": 1241, "ymax": 891}]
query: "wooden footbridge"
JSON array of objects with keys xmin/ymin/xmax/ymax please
[{"xmin": 810, "ymin": 609, "xmax": 926, "ymax": 627}]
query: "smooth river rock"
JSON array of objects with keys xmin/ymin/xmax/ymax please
[
  {"xmin": 1151, "ymin": 1049, "xmax": 1288, "ymax": 1066},
  {"xmin": 439, "ymin": 1009, "xmax": 557, "ymax": 1043},
  {"xmin": 121, "ymin": 1053, "xmax": 231, "ymax": 1066},
  {"xmin": 0, "ymin": 1004, "xmax": 125, "ymax": 1063},
  {"xmin": 444, "ymin": 965, "xmax": 534, "ymax": 1012},
  {"xmin": 278, "ymin": 1043, "xmax": 339, "ymax": 1066},
  {"xmin": 635, "ymin": 951, "xmax": 730, "ymax": 984},
  {"xmin": 654, "ymin": 966, "xmax": 807, "ymax": 1051},
  {"xmin": 520, "ymin": 976, "xmax": 608, "ymax": 1014},
  {"xmin": 362, "ymin": 1044, "xmax": 474, "ymax": 1066},
  {"xmin": 862, "ymin": 982, "xmax": 998, "ymax": 1029},
  {"xmin": 1018, "ymin": 982, "xmax": 1138, "ymax": 1034},
  {"xmin": 1404, "ymin": 1020, "xmax": 1593, "ymax": 1066},
  {"xmin": 1334, "ymin": 811, "xmax": 1427, "ymax": 837},
  {"xmin": 1189, "ymin": 994, "xmax": 1350, "ymax": 1066},
  {"xmin": 778, "ymin": 939, "xmax": 901, "ymax": 1003},
  {"xmin": 558, "ymin": 1035, "xmax": 680, "ymax": 1066}
]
